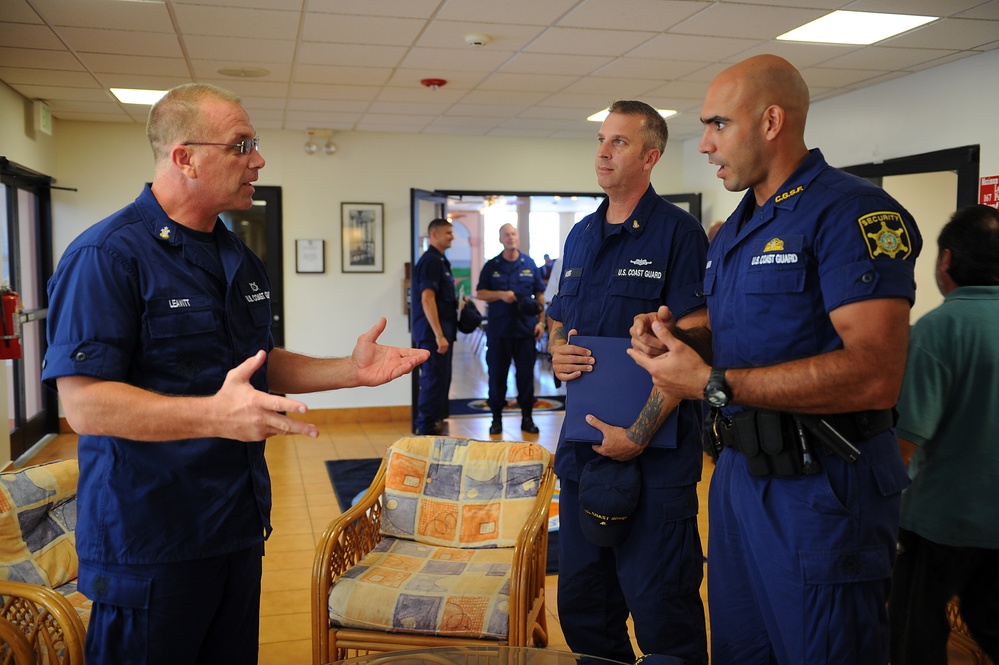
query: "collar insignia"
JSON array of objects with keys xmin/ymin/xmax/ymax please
[
  {"xmin": 159, "ymin": 226, "xmax": 171, "ymax": 239},
  {"xmin": 774, "ymin": 185, "xmax": 804, "ymax": 204},
  {"xmin": 632, "ymin": 220, "xmax": 640, "ymax": 229}
]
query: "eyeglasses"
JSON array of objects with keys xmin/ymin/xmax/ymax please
[{"xmin": 182, "ymin": 136, "xmax": 259, "ymax": 155}]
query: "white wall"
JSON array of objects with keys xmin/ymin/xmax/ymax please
[
  {"xmin": 683, "ymin": 49, "xmax": 999, "ymax": 230},
  {"xmin": 9, "ymin": 47, "xmax": 999, "ymax": 414},
  {"xmin": 48, "ymin": 120, "xmax": 688, "ymax": 409}
]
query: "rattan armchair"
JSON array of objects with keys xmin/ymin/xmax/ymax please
[
  {"xmin": 0, "ymin": 579, "xmax": 86, "ymax": 665},
  {"xmin": 312, "ymin": 437, "xmax": 555, "ymax": 665}
]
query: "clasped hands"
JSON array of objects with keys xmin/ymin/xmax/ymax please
[{"xmin": 627, "ymin": 305, "xmax": 710, "ymax": 401}]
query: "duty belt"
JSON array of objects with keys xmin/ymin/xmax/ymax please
[{"xmin": 709, "ymin": 408, "xmax": 896, "ymax": 478}]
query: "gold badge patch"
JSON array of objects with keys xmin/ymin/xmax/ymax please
[
  {"xmin": 764, "ymin": 238, "xmax": 784, "ymax": 252},
  {"xmin": 858, "ymin": 212, "xmax": 912, "ymax": 260}
]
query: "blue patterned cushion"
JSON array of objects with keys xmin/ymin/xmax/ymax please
[{"xmin": 328, "ymin": 537, "xmax": 514, "ymax": 638}]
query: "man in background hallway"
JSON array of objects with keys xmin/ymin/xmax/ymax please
[
  {"xmin": 475, "ymin": 222, "xmax": 546, "ymax": 435},
  {"xmin": 412, "ymin": 218, "xmax": 458, "ymax": 435}
]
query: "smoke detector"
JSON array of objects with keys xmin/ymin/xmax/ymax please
[{"xmin": 464, "ymin": 34, "xmax": 490, "ymax": 47}]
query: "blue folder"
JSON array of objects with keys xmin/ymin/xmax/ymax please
[{"xmin": 564, "ymin": 336, "xmax": 678, "ymax": 448}]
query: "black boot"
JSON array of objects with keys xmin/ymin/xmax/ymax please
[
  {"xmin": 489, "ymin": 414, "xmax": 503, "ymax": 435},
  {"xmin": 521, "ymin": 414, "xmax": 539, "ymax": 434}
]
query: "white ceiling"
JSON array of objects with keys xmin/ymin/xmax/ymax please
[{"xmin": 2, "ymin": 0, "xmax": 998, "ymax": 141}]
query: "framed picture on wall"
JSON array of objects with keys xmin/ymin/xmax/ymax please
[
  {"xmin": 295, "ymin": 239, "xmax": 325, "ymax": 273},
  {"xmin": 341, "ymin": 202, "xmax": 384, "ymax": 273}
]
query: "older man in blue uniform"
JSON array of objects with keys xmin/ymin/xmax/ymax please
[
  {"xmin": 631, "ymin": 55, "xmax": 920, "ymax": 665},
  {"xmin": 476, "ymin": 223, "xmax": 546, "ymax": 435},
  {"xmin": 547, "ymin": 100, "xmax": 709, "ymax": 665},
  {"xmin": 43, "ymin": 83, "xmax": 427, "ymax": 664}
]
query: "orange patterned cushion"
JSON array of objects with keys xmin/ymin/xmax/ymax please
[
  {"xmin": 328, "ymin": 537, "xmax": 514, "ymax": 638},
  {"xmin": 380, "ymin": 437, "xmax": 549, "ymax": 549}
]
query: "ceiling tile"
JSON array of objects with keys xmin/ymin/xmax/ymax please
[
  {"xmin": 301, "ymin": 13, "xmax": 427, "ymax": 46},
  {"xmin": 478, "ymin": 72, "xmax": 580, "ymax": 92},
  {"xmin": 174, "ymin": 5, "xmax": 301, "ymax": 40},
  {"xmin": 882, "ymin": 17, "xmax": 999, "ymax": 49},
  {"xmin": 445, "ymin": 103, "xmax": 531, "ymax": 117},
  {"xmin": 591, "ymin": 57, "xmax": 710, "ymax": 80},
  {"xmin": 86, "ymin": 54, "xmax": 190, "ymax": 78},
  {"xmin": 400, "ymin": 46, "xmax": 515, "ymax": 71},
  {"xmin": 0, "ymin": 47, "xmax": 82, "ymax": 70},
  {"xmin": 30, "ymin": 0, "xmax": 171, "ymax": 31},
  {"xmin": 184, "ymin": 34, "xmax": 295, "ymax": 63},
  {"xmin": 525, "ymin": 27, "xmax": 658, "ymax": 57},
  {"xmin": 59, "ymin": 27, "xmax": 184, "ymax": 58},
  {"xmin": 668, "ymin": 4, "xmax": 827, "ymax": 39},
  {"xmin": 559, "ymin": 0, "xmax": 711, "ymax": 31},
  {"xmin": 435, "ymin": 0, "xmax": 580, "ymax": 26},
  {"xmin": 628, "ymin": 34, "xmax": 760, "ymax": 61},
  {"xmin": 0, "ymin": 23, "xmax": 65, "ymax": 50},
  {"xmin": 416, "ymin": 21, "xmax": 545, "ymax": 50},
  {"xmin": 293, "ymin": 64, "xmax": 393, "ymax": 86},
  {"xmin": 501, "ymin": 53, "xmax": 613, "ymax": 76},
  {"xmin": 296, "ymin": 42, "xmax": 408, "ymax": 68},
  {"xmin": 305, "ymin": 0, "xmax": 443, "ymax": 19}
]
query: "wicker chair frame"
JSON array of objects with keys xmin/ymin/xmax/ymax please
[
  {"xmin": 0, "ymin": 579, "xmax": 86, "ymax": 665},
  {"xmin": 947, "ymin": 597, "xmax": 994, "ymax": 665},
  {"xmin": 312, "ymin": 446, "xmax": 555, "ymax": 665}
]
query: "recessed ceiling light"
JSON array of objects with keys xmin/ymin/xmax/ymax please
[
  {"xmin": 110, "ymin": 88, "xmax": 167, "ymax": 105},
  {"xmin": 777, "ymin": 10, "xmax": 937, "ymax": 45},
  {"xmin": 587, "ymin": 108, "xmax": 677, "ymax": 122}
]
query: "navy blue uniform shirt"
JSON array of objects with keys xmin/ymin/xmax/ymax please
[
  {"xmin": 411, "ymin": 246, "xmax": 457, "ymax": 343},
  {"xmin": 476, "ymin": 252, "xmax": 545, "ymax": 339},
  {"xmin": 706, "ymin": 148, "xmax": 922, "ymax": 419},
  {"xmin": 43, "ymin": 185, "xmax": 273, "ymax": 565},
  {"xmin": 548, "ymin": 185, "xmax": 708, "ymax": 486}
]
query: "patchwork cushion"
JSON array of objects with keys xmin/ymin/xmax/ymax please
[
  {"xmin": 54, "ymin": 580, "xmax": 92, "ymax": 628},
  {"xmin": 328, "ymin": 537, "xmax": 514, "ymax": 639},
  {"xmin": 380, "ymin": 437, "xmax": 549, "ymax": 549},
  {"xmin": 0, "ymin": 460, "xmax": 79, "ymax": 589}
]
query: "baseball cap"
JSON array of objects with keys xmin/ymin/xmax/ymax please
[{"xmin": 578, "ymin": 456, "xmax": 641, "ymax": 547}]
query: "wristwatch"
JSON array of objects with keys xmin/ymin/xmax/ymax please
[{"xmin": 703, "ymin": 367, "xmax": 732, "ymax": 408}]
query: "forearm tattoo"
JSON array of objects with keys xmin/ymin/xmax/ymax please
[{"xmin": 627, "ymin": 389, "xmax": 667, "ymax": 447}]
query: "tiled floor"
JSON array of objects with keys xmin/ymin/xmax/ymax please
[
  {"xmin": 25, "ymin": 410, "xmax": 711, "ymax": 664},
  {"xmin": 30, "ymin": 411, "xmax": 978, "ymax": 665}
]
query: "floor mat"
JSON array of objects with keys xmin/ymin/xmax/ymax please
[{"xmin": 448, "ymin": 395, "xmax": 565, "ymax": 417}]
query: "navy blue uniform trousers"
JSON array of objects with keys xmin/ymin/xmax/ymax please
[
  {"xmin": 486, "ymin": 336, "xmax": 536, "ymax": 417},
  {"xmin": 82, "ymin": 543, "xmax": 263, "ymax": 665},
  {"xmin": 558, "ymin": 478, "xmax": 707, "ymax": 665},
  {"xmin": 415, "ymin": 339, "xmax": 453, "ymax": 433}
]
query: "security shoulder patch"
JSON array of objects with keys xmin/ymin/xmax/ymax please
[{"xmin": 858, "ymin": 211, "xmax": 913, "ymax": 260}]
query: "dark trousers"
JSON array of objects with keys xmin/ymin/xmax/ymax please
[
  {"xmin": 416, "ymin": 339, "xmax": 453, "ymax": 433},
  {"xmin": 557, "ymin": 478, "xmax": 707, "ymax": 664},
  {"xmin": 485, "ymin": 336, "xmax": 536, "ymax": 418},
  {"xmin": 889, "ymin": 528, "xmax": 999, "ymax": 664},
  {"xmin": 81, "ymin": 543, "xmax": 263, "ymax": 665}
]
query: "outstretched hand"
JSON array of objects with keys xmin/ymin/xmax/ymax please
[
  {"xmin": 351, "ymin": 317, "xmax": 431, "ymax": 386},
  {"xmin": 213, "ymin": 350, "xmax": 319, "ymax": 440}
]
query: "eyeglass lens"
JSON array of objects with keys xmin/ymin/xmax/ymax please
[{"xmin": 239, "ymin": 136, "xmax": 260, "ymax": 155}]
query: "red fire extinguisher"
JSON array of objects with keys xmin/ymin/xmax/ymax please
[{"xmin": 0, "ymin": 283, "xmax": 22, "ymax": 360}]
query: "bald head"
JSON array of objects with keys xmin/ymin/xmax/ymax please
[{"xmin": 715, "ymin": 55, "xmax": 810, "ymax": 137}]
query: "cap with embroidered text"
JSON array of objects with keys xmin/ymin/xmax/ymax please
[{"xmin": 578, "ymin": 456, "xmax": 641, "ymax": 547}]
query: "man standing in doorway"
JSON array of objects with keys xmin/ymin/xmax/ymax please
[
  {"xmin": 412, "ymin": 218, "xmax": 458, "ymax": 436},
  {"xmin": 546, "ymin": 100, "xmax": 709, "ymax": 664},
  {"xmin": 476, "ymin": 222, "xmax": 546, "ymax": 435}
]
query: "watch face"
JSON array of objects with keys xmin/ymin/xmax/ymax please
[{"xmin": 705, "ymin": 388, "xmax": 727, "ymax": 407}]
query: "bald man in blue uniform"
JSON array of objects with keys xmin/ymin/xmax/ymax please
[
  {"xmin": 476, "ymin": 223, "xmax": 546, "ymax": 435},
  {"xmin": 631, "ymin": 55, "xmax": 920, "ymax": 665}
]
